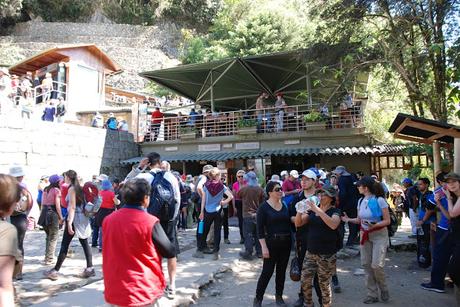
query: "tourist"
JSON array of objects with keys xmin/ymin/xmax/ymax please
[
  {"xmin": 151, "ymin": 107, "xmax": 163, "ymax": 141},
  {"xmin": 280, "ymin": 170, "xmax": 288, "ymax": 183},
  {"xmin": 36, "ymin": 175, "xmax": 49, "ymax": 211},
  {"xmin": 342, "ymin": 176, "xmax": 391, "ymax": 304},
  {"xmin": 232, "ymin": 170, "xmax": 246, "ymax": 244},
  {"xmin": 95, "ymin": 179, "xmax": 119, "ymax": 252},
  {"xmin": 274, "ymin": 92, "xmax": 286, "ymax": 132},
  {"xmin": 269, "ymin": 174, "xmax": 282, "ymax": 185},
  {"xmin": 118, "ymin": 119, "xmax": 129, "ymax": 131},
  {"xmin": 178, "ymin": 174, "xmax": 192, "ymax": 230},
  {"xmin": 254, "ymin": 181, "xmax": 291, "ymax": 307},
  {"xmin": 421, "ymin": 173, "xmax": 452, "ymax": 293},
  {"xmin": 196, "ymin": 167, "xmax": 233, "ymax": 260},
  {"xmin": 102, "ymin": 178, "xmax": 175, "ymax": 307},
  {"xmin": 59, "ymin": 176, "xmax": 70, "ymax": 219},
  {"xmin": 0, "ymin": 174, "xmax": 22, "ymax": 306},
  {"xmin": 295, "ymin": 184, "xmax": 341, "ymax": 307},
  {"xmin": 8, "ymin": 165, "xmax": 32, "ymax": 280},
  {"xmin": 55, "ymin": 97, "xmax": 66, "ymax": 123},
  {"xmin": 401, "ymin": 178, "xmax": 419, "ymax": 238},
  {"xmin": 255, "ymin": 92, "xmax": 269, "ymax": 132},
  {"xmin": 0, "ymin": 68, "xmax": 12, "ymax": 114},
  {"xmin": 44, "ymin": 170, "xmax": 94, "ymax": 280},
  {"xmin": 238, "ymin": 171, "xmax": 264, "ymax": 260},
  {"xmin": 106, "ymin": 112, "xmax": 118, "ymax": 130},
  {"xmin": 42, "ymin": 100, "xmax": 56, "ymax": 122},
  {"xmin": 220, "ymin": 176, "xmax": 233, "ymax": 244},
  {"xmin": 282, "ymin": 170, "xmax": 301, "ymax": 207},
  {"xmin": 125, "ymin": 152, "xmax": 181, "ymax": 299},
  {"xmin": 291, "ymin": 169, "xmax": 322, "ymax": 307},
  {"xmin": 41, "ymin": 72, "xmax": 53, "ymax": 102},
  {"xmin": 189, "ymin": 108, "xmax": 198, "ymax": 126},
  {"xmin": 416, "ymin": 177, "xmax": 435, "ymax": 268},
  {"xmin": 37, "ymin": 175, "xmax": 64, "ymax": 265},
  {"xmin": 333, "ymin": 165, "xmax": 359, "ymax": 246},
  {"xmin": 91, "ymin": 112, "xmax": 104, "ymax": 128},
  {"xmin": 444, "ymin": 172, "xmax": 460, "ymax": 305}
]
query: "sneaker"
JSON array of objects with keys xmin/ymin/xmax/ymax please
[
  {"xmin": 192, "ymin": 250, "xmax": 204, "ymax": 258},
  {"xmin": 381, "ymin": 290, "xmax": 390, "ymax": 302},
  {"xmin": 213, "ymin": 253, "xmax": 220, "ymax": 261},
  {"xmin": 165, "ymin": 285, "xmax": 176, "ymax": 300},
  {"xmin": 81, "ymin": 267, "xmax": 95, "ymax": 278},
  {"xmin": 44, "ymin": 269, "xmax": 59, "ymax": 281},
  {"xmin": 253, "ymin": 297, "xmax": 262, "ymax": 307},
  {"xmin": 202, "ymin": 247, "xmax": 214, "ymax": 254},
  {"xmin": 275, "ymin": 295, "xmax": 287, "ymax": 306},
  {"xmin": 363, "ymin": 296, "xmax": 379, "ymax": 304},
  {"xmin": 421, "ymin": 282, "xmax": 445, "ymax": 293},
  {"xmin": 43, "ymin": 259, "xmax": 55, "ymax": 266},
  {"xmin": 239, "ymin": 251, "xmax": 253, "ymax": 260},
  {"xmin": 224, "ymin": 239, "xmax": 231, "ymax": 244}
]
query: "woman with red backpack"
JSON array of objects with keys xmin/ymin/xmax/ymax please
[
  {"xmin": 44, "ymin": 170, "xmax": 94, "ymax": 280},
  {"xmin": 95, "ymin": 179, "xmax": 119, "ymax": 252}
]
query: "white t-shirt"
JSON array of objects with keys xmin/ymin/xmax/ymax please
[{"xmin": 358, "ymin": 195, "xmax": 388, "ymax": 230}]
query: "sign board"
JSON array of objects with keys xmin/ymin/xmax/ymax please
[
  {"xmin": 217, "ymin": 161, "xmax": 226, "ymax": 169},
  {"xmin": 198, "ymin": 144, "xmax": 221, "ymax": 151},
  {"xmin": 284, "ymin": 139, "xmax": 300, "ymax": 145},
  {"xmin": 235, "ymin": 142, "xmax": 260, "ymax": 150},
  {"xmin": 164, "ymin": 146, "xmax": 178, "ymax": 152},
  {"xmin": 222, "ymin": 143, "xmax": 233, "ymax": 149}
]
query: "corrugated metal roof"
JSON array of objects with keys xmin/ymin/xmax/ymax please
[{"xmin": 121, "ymin": 144, "xmax": 409, "ymax": 165}]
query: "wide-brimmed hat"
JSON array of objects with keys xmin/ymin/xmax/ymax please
[
  {"xmin": 202, "ymin": 164, "xmax": 213, "ymax": 174},
  {"xmin": 445, "ymin": 172, "xmax": 460, "ymax": 182},
  {"xmin": 332, "ymin": 166, "xmax": 350, "ymax": 176},
  {"xmin": 316, "ymin": 184, "xmax": 337, "ymax": 198},
  {"xmin": 9, "ymin": 165, "xmax": 25, "ymax": 177}
]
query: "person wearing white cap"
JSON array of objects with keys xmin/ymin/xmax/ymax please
[
  {"xmin": 281, "ymin": 170, "xmax": 301, "ymax": 207},
  {"xmin": 106, "ymin": 112, "xmax": 118, "ymax": 130},
  {"xmin": 280, "ymin": 170, "xmax": 288, "ymax": 182}
]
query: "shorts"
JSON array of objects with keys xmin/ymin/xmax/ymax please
[{"xmin": 160, "ymin": 220, "xmax": 179, "ymax": 256}]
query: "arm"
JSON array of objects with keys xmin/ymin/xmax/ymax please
[
  {"xmin": 256, "ymin": 205, "xmax": 270, "ymax": 258},
  {"xmin": 113, "ymin": 196, "xmax": 120, "ymax": 207},
  {"xmin": 309, "ymin": 205, "xmax": 341, "ymax": 230},
  {"xmin": 370, "ymin": 207, "xmax": 390, "ymax": 229},
  {"xmin": 169, "ymin": 175, "xmax": 181, "ymax": 219},
  {"xmin": 294, "ymin": 212, "xmax": 309, "ymax": 227},
  {"xmin": 199, "ymin": 190, "xmax": 206, "ymax": 220},
  {"xmin": 67, "ymin": 188, "xmax": 76, "ymax": 235},
  {"xmin": 54, "ymin": 190, "xmax": 63, "ymax": 222},
  {"xmin": 447, "ymin": 193, "xmax": 460, "ymax": 217},
  {"xmin": 222, "ymin": 189, "xmax": 233, "ymax": 206},
  {"xmin": 151, "ymin": 223, "xmax": 175, "ymax": 258},
  {"xmin": 124, "ymin": 158, "xmax": 150, "ymax": 182},
  {"xmin": 0, "ymin": 256, "xmax": 15, "ymax": 307}
]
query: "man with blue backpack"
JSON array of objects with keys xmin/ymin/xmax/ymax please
[{"xmin": 125, "ymin": 152, "xmax": 181, "ymax": 300}]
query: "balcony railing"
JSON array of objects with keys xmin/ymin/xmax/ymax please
[{"xmin": 143, "ymin": 102, "xmax": 364, "ymax": 142}]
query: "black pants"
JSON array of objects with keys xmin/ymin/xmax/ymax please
[
  {"xmin": 297, "ymin": 237, "xmax": 322, "ymax": 303},
  {"xmin": 222, "ymin": 207, "xmax": 229, "ymax": 240},
  {"xmin": 10, "ymin": 214, "xmax": 27, "ymax": 256},
  {"xmin": 448, "ymin": 237, "xmax": 460, "ymax": 287},
  {"xmin": 55, "ymin": 221, "xmax": 93, "ymax": 271},
  {"xmin": 198, "ymin": 209, "xmax": 222, "ymax": 253},
  {"xmin": 235, "ymin": 200, "xmax": 244, "ymax": 240},
  {"xmin": 151, "ymin": 123, "xmax": 161, "ymax": 141},
  {"xmin": 90, "ymin": 217, "xmax": 99, "ymax": 247},
  {"xmin": 417, "ymin": 223, "xmax": 431, "ymax": 268},
  {"xmin": 256, "ymin": 237, "xmax": 291, "ymax": 300}
]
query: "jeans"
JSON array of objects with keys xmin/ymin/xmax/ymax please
[
  {"xmin": 198, "ymin": 209, "xmax": 222, "ymax": 253},
  {"xmin": 222, "ymin": 207, "xmax": 229, "ymax": 240},
  {"xmin": 257, "ymin": 112, "xmax": 272, "ymax": 132},
  {"xmin": 256, "ymin": 237, "xmax": 291, "ymax": 300},
  {"xmin": 91, "ymin": 217, "xmax": 99, "ymax": 247},
  {"xmin": 10, "ymin": 214, "xmax": 27, "ymax": 257},
  {"xmin": 417, "ymin": 223, "xmax": 431, "ymax": 268},
  {"xmin": 243, "ymin": 216, "xmax": 261, "ymax": 255},
  {"xmin": 431, "ymin": 228, "xmax": 453, "ymax": 289},
  {"xmin": 151, "ymin": 123, "xmax": 161, "ymax": 141},
  {"xmin": 235, "ymin": 200, "xmax": 244, "ymax": 241},
  {"xmin": 276, "ymin": 110, "xmax": 284, "ymax": 132},
  {"xmin": 55, "ymin": 221, "xmax": 93, "ymax": 271}
]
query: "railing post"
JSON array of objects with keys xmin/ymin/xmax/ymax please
[{"xmin": 296, "ymin": 105, "xmax": 300, "ymax": 132}]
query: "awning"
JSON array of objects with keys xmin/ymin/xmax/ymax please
[
  {"xmin": 140, "ymin": 44, "xmax": 368, "ymax": 110},
  {"xmin": 121, "ymin": 144, "xmax": 407, "ymax": 165},
  {"xmin": 388, "ymin": 113, "xmax": 460, "ymax": 144}
]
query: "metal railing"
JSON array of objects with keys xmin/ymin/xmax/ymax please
[
  {"xmin": 143, "ymin": 102, "xmax": 364, "ymax": 142},
  {"xmin": 10, "ymin": 80, "xmax": 67, "ymax": 106}
]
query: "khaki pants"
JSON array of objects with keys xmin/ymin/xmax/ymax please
[{"xmin": 360, "ymin": 228, "xmax": 389, "ymax": 298}]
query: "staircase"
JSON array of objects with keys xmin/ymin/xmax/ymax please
[{"xmin": 0, "ymin": 21, "xmax": 183, "ymax": 92}]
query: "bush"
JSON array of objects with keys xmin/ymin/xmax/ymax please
[
  {"xmin": 157, "ymin": 0, "xmax": 222, "ymax": 28},
  {"xmin": 23, "ymin": 0, "xmax": 96, "ymax": 22},
  {"xmin": 102, "ymin": 0, "xmax": 156, "ymax": 25}
]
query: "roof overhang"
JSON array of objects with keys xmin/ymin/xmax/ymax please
[
  {"xmin": 9, "ymin": 44, "xmax": 122, "ymax": 76},
  {"xmin": 388, "ymin": 113, "xmax": 460, "ymax": 144}
]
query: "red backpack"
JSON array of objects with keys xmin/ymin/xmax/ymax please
[{"xmin": 82, "ymin": 182, "xmax": 101, "ymax": 217}]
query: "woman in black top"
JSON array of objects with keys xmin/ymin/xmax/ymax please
[
  {"xmin": 295, "ymin": 184, "xmax": 341, "ymax": 307},
  {"xmin": 254, "ymin": 181, "xmax": 291, "ymax": 307}
]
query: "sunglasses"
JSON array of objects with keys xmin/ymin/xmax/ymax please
[
  {"xmin": 237, "ymin": 176, "xmax": 243, "ymax": 178},
  {"xmin": 272, "ymin": 187, "xmax": 282, "ymax": 192}
]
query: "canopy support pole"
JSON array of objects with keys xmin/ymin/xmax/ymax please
[
  {"xmin": 433, "ymin": 141, "xmax": 441, "ymax": 186},
  {"xmin": 455, "ymin": 138, "xmax": 460, "ymax": 173},
  {"xmin": 305, "ymin": 65, "xmax": 312, "ymax": 107},
  {"xmin": 210, "ymin": 70, "xmax": 214, "ymax": 112}
]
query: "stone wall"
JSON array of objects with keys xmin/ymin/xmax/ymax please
[{"xmin": 0, "ymin": 115, "xmax": 138, "ymax": 217}]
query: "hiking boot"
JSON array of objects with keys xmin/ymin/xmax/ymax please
[
  {"xmin": 275, "ymin": 295, "xmax": 287, "ymax": 306},
  {"xmin": 253, "ymin": 297, "xmax": 262, "ymax": 307},
  {"xmin": 192, "ymin": 250, "xmax": 204, "ymax": 258},
  {"xmin": 224, "ymin": 239, "xmax": 231, "ymax": 244},
  {"xmin": 421, "ymin": 283, "xmax": 445, "ymax": 293},
  {"xmin": 81, "ymin": 267, "xmax": 95, "ymax": 278},
  {"xmin": 44, "ymin": 269, "xmax": 59, "ymax": 281},
  {"xmin": 363, "ymin": 296, "xmax": 379, "ymax": 304},
  {"xmin": 202, "ymin": 247, "xmax": 214, "ymax": 254},
  {"xmin": 239, "ymin": 251, "xmax": 253, "ymax": 260},
  {"xmin": 381, "ymin": 290, "xmax": 390, "ymax": 302},
  {"xmin": 165, "ymin": 285, "xmax": 176, "ymax": 300},
  {"xmin": 213, "ymin": 253, "xmax": 220, "ymax": 261}
]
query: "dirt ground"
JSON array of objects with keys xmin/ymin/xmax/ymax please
[{"xmin": 195, "ymin": 250, "xmax": 457, "ymax": 307}]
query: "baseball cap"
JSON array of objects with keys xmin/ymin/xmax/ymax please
[
  {"xmin": 308, "ymin": 167, "xmax": 320, "ymax": 178},
  {"xmin": 290, "ymin": 170, "xmax": 299, "ymax": 179},
  {"xmin": 316, "ymin": 184, "xmax": 337, "ymax": 198},
  {"xmin": 445, "ymin": 172, "xmax": 460, "ymax": 182},
  {"xmin": 280, "ymin": 170, "xmax": 288, "ymax": 177},
  {"xmin": 301, "ymin": 169, "xmax": 317, "ymax": 180},
  {"xmin": 202, "ymin": 164, "xmax": 213, "ymax": 174},
  {"xmin": 9, "ymin": 165, "xmax": 25, "ymax": 177},
  {"xmin": 97, "ymin": 174, "xmax": 109, "ymax": 181},
  {"xmin": 401, "ymin": 178, "xmax": 413, "ymax": 185},
  {"xmin": 332, "ymin": 166, "xmax": 349, "ymax": 175},
  {"xmin": 49, "ymin": 174, "xmax": 61, "ymax": 184}
]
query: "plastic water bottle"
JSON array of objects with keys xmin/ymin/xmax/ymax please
[{"xmin": 198, "ymin": 220, "xmax": 204, "ymax": 234}]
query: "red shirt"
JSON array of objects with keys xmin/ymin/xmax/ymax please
[
  {"xmin": 60, "ymin": 182, "xmax": 69, "ymax": 208},
  {"xmin": 103, "ymin": 208, "xmax": 165, "ymax": 306},
  {"xmin": 100, "ymin": 190, "xmax": 115, "ymax": 209},
  {"xmin": 282, "ymin": 179, "xmax": 301, "ymax": 192},
  {"xmin": 151, "ymin": 110, "xmax": 164, "ymax": 124}
]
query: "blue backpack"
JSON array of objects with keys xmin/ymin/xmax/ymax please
[
  {"xmin": 148, "ymin": 171, "xmax": 176, "ymax": 222},
  {"xmin": 107, "ymin": 118, "xmax": 117, "ymax": 130}
]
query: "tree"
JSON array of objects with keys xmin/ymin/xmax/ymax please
[
  {"xmin": 311, "ymin": 0, "xmax": 460, "ymax": 122},
  {"xmin": 0, "ymin": 0, "xmax": 22, "ymax": 26}
]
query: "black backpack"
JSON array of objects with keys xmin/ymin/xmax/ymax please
[{"xmin": 148, "ymin": 171, "xmax": 177, "ymax": 222}]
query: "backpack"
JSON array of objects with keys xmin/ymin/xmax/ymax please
[
  {"xmin": 107, "ymin": 118, "xmax": 117, "ymax": 130},
  {"xmin": 358, "ymin": 197, "xmax": 398, "ymax": 237},
  {"xmin": 148, "ymin": 171, "xmax": 177, "ymax": 222},
  {"xmin": 83, "ymin": 182, "xmax": 101, "ymax": 217}
]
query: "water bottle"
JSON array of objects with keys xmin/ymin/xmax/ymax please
[{"xmin": 198, "ymin": 220, "xmax": 204, "ymax": 234}]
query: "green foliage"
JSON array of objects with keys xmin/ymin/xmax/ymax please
[
  {"xmin": 179, "ymin": 125, "xmax": 197, "ymax": 134},
  {"xmin": 102, "ymin": 0, "xmax": 156, "ymax": 25},
  {"xmin": 303, "ymin": 111, "xmax": 325, "ymax": 123},
  {"xmin": 236, "ymin": 118, "xmax": 257, "ymax": 128},
  {"xmin": 23, "ymin": 0, "xmax": 96, "ymax": 22},
  {"xmin": 145, "ymin": 82, "xmax": 174, "ymax": 98},
  {"xmin": 157, "ymin": 0, "xmax": 222, "ymax": 27},
  {"xmin": 0, "ymin": 0, "xmax": 22, "ymax": 25}
]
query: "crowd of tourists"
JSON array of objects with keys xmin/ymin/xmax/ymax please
[
  {"xmin": 1, "ymin": 156, "xmax": 460, "ymax": 307},
  {"xmin": 91, "ymin": 112, "xmax": 129, "ymax": 131}
]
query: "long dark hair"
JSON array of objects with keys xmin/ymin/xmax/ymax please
[
  {"xmin": 371, "ymin": 182, "xmax": 386, "ymax": 198},
  {"xmin": 65, "ymin": 170, "xmax": 83, "ymax": 204},
  {"xmin": 44, "ymin": 181, "xmax": 60, "ymax": 193}
]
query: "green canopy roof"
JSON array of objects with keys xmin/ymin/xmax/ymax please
[{"xmin": 140, "ymin": 45, "xmax": 369, "ymax": 111}]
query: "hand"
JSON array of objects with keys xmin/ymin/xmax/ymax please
[
  {"xmin": 434, "ymin": 193, "xmax": 442, "ymax": 203},
  {"xmin": 233, "ymin": 207, "xmax": 237, "ymax": 215},
  {"xmin": 308, "ymin": 201, "xmax": 320, "ymax": 213},
  {"xmin": 138, "ymin": 157, "xmax": 150, "ymax": 169},
  {"xmin": 262, "ymin": 247, "xmax": 270, "ymax": 259},
  {"xmin": 67, "ymin": 223, "xmax": 75, "ymax": 236},
  {"xmin": 444, "ymin": 188, "xmax": 452, "ymax": 200},
  {"xmin": 199, "ymin": 212, "xmax": 204, "ymax": 221},
  {"xmin": 341, "ymin": 212, "xmax": 349, "ymax": 223},
  {"xmin": 416, "ymin": 220, "xmax": 423, "ymax": 227},
  {"xmin": 58, "ymin": 217, "xmax": 64, "ymax": 225}
]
